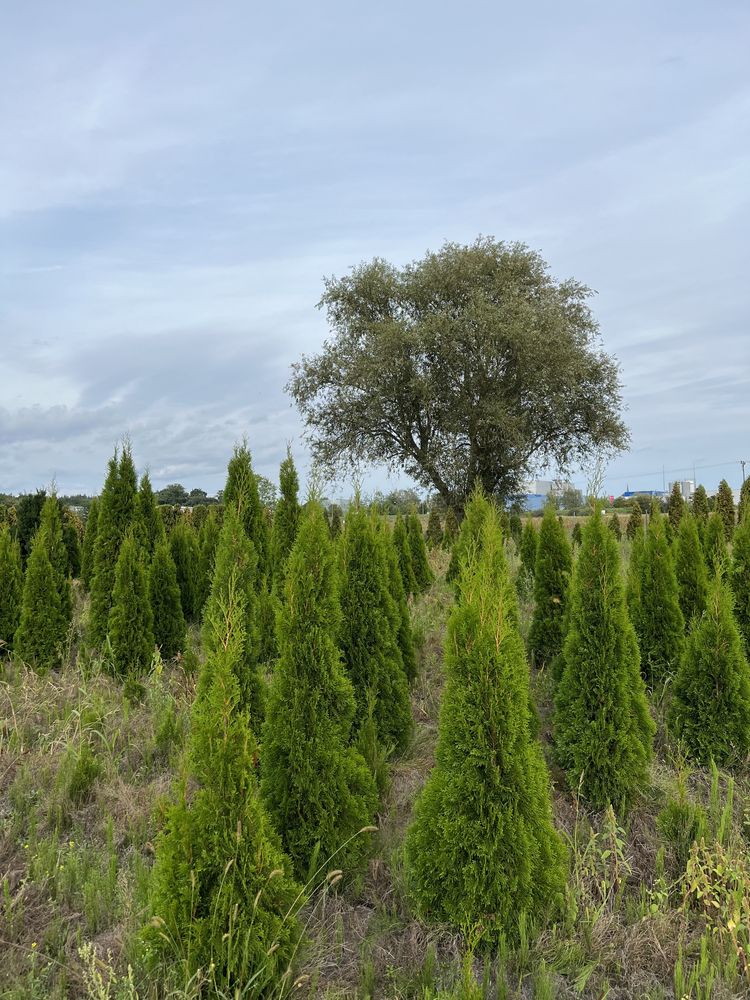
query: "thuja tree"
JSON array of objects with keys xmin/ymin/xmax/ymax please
[
  {"xmin": 15, "ymin": 528, "xmax": 67, "ymax": 672},
  {"xmin": 626, "ymin": 525, "xmax": 645, "ymax": 641},
  {"xmin": 405, "ymin": 508, "xmax": 566, "ymax": 937},
  {"xmin": 716, "ymin": 480, "xmax": 736, "ymax": 541},
  {"xmin": 571, "ymin": 521, "xmax": 582, "ymax": 547},
  {"xmin": 196, "ymin": 507, "xmax": 221, "ymax": 614},
  {"xmin": 81, "ymin": 497, "xmax": 99, "ymax": 590},
  {"xmin": 554, "ymin": 510, "xmax": 654, "ymax": 810},
  {"xmin": 262, "ymin": 505, "xmax": 377, "ymax": 878},
  {"xmin": 407, "ymin": 511, "xmax": 433, "ymax": 593},
  {"xmin": 149, "ymin": 541, "xmax": 186, "ymax": 660},
  {"xmin": 38, "ymin": 497, "xmax": 73, "ymax": 626},
  {"xmin": 134, "ymin": 472, "xmax": 165, "ymax": 557},
  {"xmin": 201, "ymin": 507, "xmax": 263, "ymax": 727},
  {"xmin": 703, "ymin": 512, "xmax": 728, "ymax": 574},
  {"xmin": 339, "ymin": 505, "xmax": 412, "ymax": 754},
  {"xmin": 669, "ymin": 574, "xmax": 750, "ymax": 765},
  {"xmin": 89, "ymin": 448, "xmax": 138, "ymax": 646},
  {"xmin": 393, "ymin": 514, "xmax": 417, "ymax": 597},
  {"xmin": 692, "ymin": 485, "xmax": 710, "ymax": 531},
  {"xmin": 608, "ymin": 511, "xmax": 622, "ymax": 541},
  {"xmin": 328, "ymin": 504, "xmax": 343, "ymax": 538},
  {"xmin": 447, "ymin": 488, "xmax": 492, "ymax": 586},
  {"xmin": 732, "ymin": 513, "xmax": 750, "ymax": 656},
  {"xmin": 635, "ymin": 507, "xmax": 685, "ymax": 687},
  {"xmin": 442, "ymin": 508, "xmax": 459, "ymax": 549},
  {"xmin": 223, "ymin": 442, "xmax": 269, "ymax": 577},
  {"xmin": 674, "ymin": 513, "xmax": 709, "ymax": 627},
  {"xmin": 626, "ymin": 503, "xmax": 643, "ymax": 540},
  {"xmin": 0, "ymin": 525, "xmax": 23, "ymax": 653},
  {"xmin": 270, "ymin": 447, "xmax": 300, "ymax": 597},
  {"xmin": 107, "ymin": 534, "xmax": 154, "ymax": 677},
  {"xmin": 528, "ymin": 503, "xmax": 572, "ymax": 669},
  {"xmin": 169, "ymin": 520, "xmax": 201, "ymax": 622},
  {"xmin": 377, "ymin": 519, "xmax": 418, "ymax": 683},
  {"xmin": 425, "ymin": 509, "xmax": 443, "ymax": 549},
  {"xmin": 519, "ymin": 519, "xmax": 538, "ymax": 583},
  {"xmin": 737, "ymin": 478, "xmax": 750, "ymax": 526},
  {"xmin": 15, "ymin": 490, "xmax": 46, "ymax": 566},
  {"xmin": 62, "ymin": 510, "xmax": 82, "ymax": 579},
  {"xmin": 144, "ymin": 585, "xmax": 301, "ymax": 991},
  {"xmin": 666, "ymin": 482, "xmax": 686, "ymax": 537}
]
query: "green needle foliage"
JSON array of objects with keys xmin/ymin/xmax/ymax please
[
  {"xmin": 407, "ymin": 511, "xmax": 433, "ymax": 593},
  {"xmin": 674, "ymin": 513, "xmax": 709, "ymax": 627},
  {"xmin": 107, "ymin": 534, "xmax": 154, "ymax": 678},
  {"xmin": 519, "ymin": 519, "xmax": 538, "ymax": 583},
  {"xmin": 731, "ymin": 513, "xmax": 750, "ymax": 656},
  {"xmin": 446, "ymin": 488, "xmax": 492, "ymax": 586},
  {"xmin": 196, "ymin": 507, "xmax": 221, "ymax": 614},
  {"xmin": 666, "ymin": 482, "xmax": 686, "ymax": 537},
  {"xmin": 89, "ymin": 447, "xmax": 138, "ymax": 647},
  {"xmin": 270, "ymin": 447, "xmax": 300, "ymax": 597},
  {"xmin": 144, "ymin": 583, "xmax": 302, "ymax": 992},
  {"xmin": 134, "ymin": 472, "xmax": 166, "ymax": 557},
  {"xmin": 224, "ymin": 441, "xmax": 269, "ymax": 577},
  {"xmin": 169, "ymin": 520, "xmax": 201, "ymax": 622},
  {"xmin": 509, "ymin": 510, "xmax": 522, "ymax": 546},
  {"xmin": 571, "ymin": 521, "xmax": 583, "ymax": 547},
  {"xmin": 38, "ymin": 497, "xmax": 73, "ymax": 626},
  {"xmin": 703, "ymin": 512, "xmax": 728, "ymax": 574},
  {"xmin": 262, "ymin": 504, "xmax": 377, "ymax": 879},
  {"xmin": 528, "ymin": 503, "xmax": 572, "ymax": 669},
  {"xmin": 716, "ymin": 479, "xmax": 736, "ymax": 541},
  {"xmin": 442, "ymin": 508, "xmax": 459, "ymax": 549},
  {"xmin": 339, "ymin": 505, "xmax": 412, "ymax": 754},
  {"xmin": 669, "ymin": 574, "xmax": 750, "ymax": 765},
  {"xmin": 15, "ymin": 528, "xmax": 67, "ymax": 672},
  {"xmin": 737, "ymin": 478, "xmax": 750, "ymax": 526},
  {"xmin": 202, "ymin": 506, "xmax": 264, "ymax": 727},
  {"xmin": 691, "ymin": 484, "xmax": 710, "ymax": 531},
  {"xmin": 0, "ymin": 525, "xmax": 23, "ymax": 654},
  {"xmin": 425, "ymin": 509, "xmax": 443, "ymax": 549},
  {"xmin": 377, "ymin": 519, "xmax": 418, "ymax": 684},
  {"xmin": 62, "ymin": 510, "xmax": 82, "ymax": 579},
  {"xmin": 149, "ymin": 541, "xmax": 187, "ymax": 661},
  {"xmin": 625, "ymin": 503, "xmax": 643, "ymax": 540},
  {"xmin": 608, "ymin": 511, "xmax": 622, "ymax": 541},
  {"xmin": 405, "ymin": 508, "xmax": 566, "ymax": 939},
  {"xmin": 634, "ymin": 507, "xmax": 685, "ymax": 687},
  {"xmin": 393, "ymin": 513, "xmax": 417, "ymax": 597},
  {"xmin": 80, "ymin": 497, "xmax": 99, "ymax": 591},
  {"xmin": 626, "ymin": 526, "xmax": 645, "ymax": 642},
  {"xmin": 554, "ymin": 510, "xmax": 654, "ymax": 811},
  {"xmin": 328, "ymin": 504, "xmax": 343, "ymax": 538}
]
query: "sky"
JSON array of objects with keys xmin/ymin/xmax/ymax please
[{"xmin": 2, "ymin": 0, "xmax": 749, "ymax": 499}]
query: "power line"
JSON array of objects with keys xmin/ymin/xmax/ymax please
[{"xmin": 602, "ymin": 458, "xmax": 742, "ymax": 488}]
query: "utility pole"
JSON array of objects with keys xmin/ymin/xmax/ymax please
[{"xmin": 742, "ymin": 460, "xmax": 747, "ymax": 485}]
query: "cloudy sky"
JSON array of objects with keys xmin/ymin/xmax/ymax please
[{"xmin": 2, "ymin": 0, "xmax": 748, "ymax": 498}]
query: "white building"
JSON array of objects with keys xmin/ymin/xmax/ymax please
[{"xmin": 667, "ymin": 480, "xmax": 695, "ymax": 500}]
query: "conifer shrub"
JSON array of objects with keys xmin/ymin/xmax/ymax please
[
  {"xmin": 38, "ymin": 497, "xmax": 73, "ymax": 625},
  {"xmin": 377, "ymin": 519, "xmax": 418, "ymax": 683},
  {"xmin": 692, "ymin": 484, "xmax": 710, "ymax": 530},
  {"xmin": 674, "ymin": 513, "xmax": 709, "ymax": 627},
  {"xmin": 737, "ymin": 478, "xmax": 750, "ymax": 526},
  {"xmin": 703, "ymin": 512, "xmax": 728, "ymax": 574},
  {"xmin": 339, "ymin": 506, "xmax": 412, "ymax": 753},
  {"xmin": 509, "ymin": 511, "xmax": 522, "ymax": 546},
  {"xmin": 328, "ymin": 504, "xmax": 343, "ymax": 538},
  {"xmin": 149, "ymin": 541, "xmax": 187, "ymax": 660},
  {"xmin": 14, "ymin": 529, "xmax": 67, "ymax": 672},
  {"xmin": 144, "ymin": 584, "xmax": 302, "ymax": 991},
  {"xmin": 407, "ymin": 511, "xmax": 433, "ymax": 593},
  {"xmin": 195, "ymin": 507, "xmax": 221, "ymax": 613},
  {"xmin": 446, "ymin": 488, "xmax": 492, "ymax": 586},
  {"xmin": 626, "ymin": 525, "xmax": 645, "ymax": 642},
  {"xmin": 15, "ymin": 490, "xmax": 46, "ymax": 566},
  {"xmin": 223, "ymin": 441, "xmax": 269, "ymax": 576},
  {"xmin": 107, "ymin": 534, "xmax": 154, "ymax": 678},
  {"xmin": 169, "ymin": 520, "xmax": 200, "ymax": 622},
  {"xmin": 669, "ymin": 575, "xmax": 750, "ymax": 765},
  {"xmin": 0, "ymin": 525, "xmax": 23, "ymax": 654},
  {"xmin": 393, "ymin": 513, "xmax": 417, "ymax": 596},
  {"xmin": 270, "ymin": 447, "xmax": 300, "ymax": 597},
  {"xmin": 634, "ymin": 507, "xmax": 685, "ymax": 687},
  {"xmin": 625, "ymin": 503, "xmax": 643, "ymax": 539},
  {"xmin": 571, "ymin": 521, "xmax": 583, "ymax": 547},
  {"xmin": 425, "ymin": 509, "xmax": 443, "ymax": 549},
  {"xmin": 202, "ymin": 507, "xmax": 264, "ymax": 727},
  {"xmin": 62, "ymin": 509, "xmax": 82, "ymax": 578},
  {"xmin": 133, "ymin": 473, "xmax": 165, "ymax": 556},
  {"xmin": 554, "ymin": 510, "xmax": 654, "ymax": 810},
  {"xmin": 731, "ymin": 514, "xmax": 750, "ymax": 656},
  {"xmin": 89, "ymin": 448, "xmax": 138, "ymax": 646},
  {"xmin": 608, "ymin": 511, "xmax": 622, "ymax": 541},
  {"xmin": 667, "ymin": 481, "xmax": 686, "ymax": 536},
  {"xmin": 528, "ymin": 503, "xmax": 572, "ymax": 669},
  {"xmin": 405, "ymin": 508, "xmax": 566, "ymax": 938},
  {"xmin": 716, "ymin": 479, "xmax": 736, "ymax": 541},
  {"xmin": 442, "ymin": 508, "xmax": 459, "ymax": 549},
  {"xmin": 519, "ymin": 519, "xmax": 538, "ymax": 583},
  {"xmin": 261, "ymin": 505, "xmax": 377, "ymax": 878}
]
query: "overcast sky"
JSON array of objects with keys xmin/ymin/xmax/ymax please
[{"xmin": 2, "ymin": 0, "xmax": 748, "ymax": 499}]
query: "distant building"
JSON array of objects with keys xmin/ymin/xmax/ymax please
[
  {"xmin": 622, "ymin": 489, "xmax": 666, "ymax": 499},
  {"xmin": 518, "ymin": 478, "xmax": 574, "ymax": 512},
  {"xmin": 667, "ymin": 480, "xmax": 695, "ymax": 500}
]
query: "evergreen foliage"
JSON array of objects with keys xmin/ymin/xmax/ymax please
[
  {"xmin": 62, "ymin": 510, "xmax": 82, "ymax": 578},
  {"xmin": 328, "ymin": 504, "xmax": 343, "ymax": 538},
  {"xmin": 15, "ymin": 490, "xmax": 46, "ymax": 566},
  {"xmin": 0, "ymin": 525, "xmax": 23, "ymax": 654},
  {"xmin": 716, "ymin": 479, "xmax": 736, "ymax": 541},
  {"xmin": 554, "ymin": 510, "xmax": 654, "ymax": 810},
  {"xmin": 634, "ymin": 507, "xmax": 685, "ymax": 687},
  {"xmin": 223, "ymin": 442, "xmax": 269, "ymax": 576},
  {"xmin": 571, "ymin": 521, "xmax": 582, "ymax": 547},
  {"xmin": 666, "ymin": 482, "xmax": 686, "ymax": 536},
  {"xmin": 608, "ymin": 511, "xmax": 622, "ymax": 541},
  {"xmin": 393, "ymin": 514, "xmax": 417, "ymax": 596},
  {"xmin": 144, "ymin": 584, "xmax": 301, "ymax": 991},
  {"xmin": 377, "ymin": 520, "xmax": 418, "ymax": 683},
  {"xmin": 38, "ymin": 497, "xmax": 73, "ymax": 625},
  {"xmin": 519, "ymin": 520, "xmax": 538, "ymax": 583},
  {"xmin": 262, "ymin": 505, "xmax": 377, "ymax": 878},
  {"xmin": 425, "ymin": 509, "xmax": 443, "ymax": 549},
  {"xmin": 339, "ymin": 506, "xmax": 412, "ymax": 754},
  {"xmin": 405, "ymin": 508, "xmax": 566, "ymax": 937},
  {"xmin": 692, "ymin": 484, "xmax": 710, "ymax": 529},
  {"xmin": 406, "ymin": 511, "xmax": 433, "ymax": 593},
  {"xmin": 674, "ymin": 513, "xmax": 709, "ymax": 627},
  {"xmin": 626, "ymin": 525, "xmax": 645, "ymax": 641},
  {"xmin": 134, "ymin": 473, "xmax": 165, "ymax": 557},
  {"xmin": 89, "ymin": 448, "xmax": 138, "ymax": 647},
  {"xmin": 442, "ymin": 508, "xmax": 459, "ymax": 549},
  {"xmin": 270, "ymin": 447, "xmax": 300, "ymax": 597},
  {"xmin": 528, "ymin": 503, "xmax": 572, "ymax": 669},
  {"xmin": 509, "ymin": 511, "xmax": 522, "ymax": 546},
  {"xmin": 149, "ymin": 541, "xmax": 187, "ymax": 660},
  {"xmin": 15, "ymin": 528, "xmax": 67, "ymax": 672},
  {"xmin": 196, "ymin": 507, "xmax": 221, "ymax": 613},
  {"xmin": 446, "ymin": 488, "xmax": 492, "ymax": 586},
  {"xmin": 738, "ymin": 478, "xmax": 750, "ymax": 526},
  {"xmin": 202, "ymin": 507, "xmax": 264, "ymax": 727},
  {"xmin": 731, "ymin": 513, "xmax": 750, "ymax": 656},
  {"xmin": 669, "ymin": 575, "xmax": 750, "ymax": 765},
  {"xmin": 169, "ymin": 521, "xmax": 201, "ymax": 622},
  {"xmin": 625, "ymin": 503, "xmax": 643, "ymax": 540},
  {"xmin": 703, "ymin": 512, "xmax": 728, "ymax": 574},
  {"xmin": 107, "ymin": 534, "xmax": 154, "ymax": 678}
]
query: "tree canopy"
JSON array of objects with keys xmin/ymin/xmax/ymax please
[{"xmin": 289, "ymin": 238, "xmax": 628, "ymax": 510}]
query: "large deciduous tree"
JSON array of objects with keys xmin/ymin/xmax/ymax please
[{"xmin": 289, "ymin": 239, "xmax": 628, "ymax": 510}]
